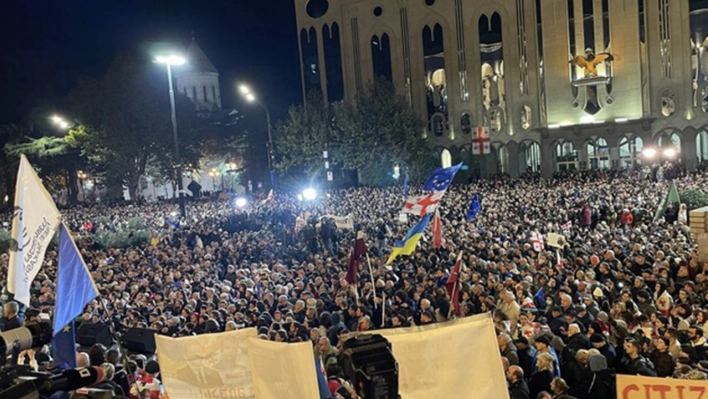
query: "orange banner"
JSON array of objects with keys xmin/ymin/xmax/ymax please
[{"xmin": 616, "ymin": 374, "xmax": 707, "ymax": 399}]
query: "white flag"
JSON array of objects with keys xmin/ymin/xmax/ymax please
[{"xmin": 7, "ymin": 155, "xmax": 61, "ymax": 306}]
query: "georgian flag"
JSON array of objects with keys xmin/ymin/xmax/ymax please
[
  {"xmin": 531, "ymin": 231, "xmax": 544, "ymax": 252},
  {"xmin": 401, "ymin": 191, "xmax": 446, "ymax": 216},
  {"xmin": 472, "ymin": 126, "xmax": 491, "ymax": 155}
]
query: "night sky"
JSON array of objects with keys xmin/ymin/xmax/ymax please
[{"xmin": 0, "ymin": 0, "xmax": 302, "ymax": 124}]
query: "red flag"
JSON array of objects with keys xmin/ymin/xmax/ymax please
[
  {"xmin": 431, "ymin": 211, "xmax": 445, "ymax": 249},
  {"xmin": 346, "ymin": 232, "xmax": 367, "ymax": 285},
  {"xmin": 445, "ymin": 253, "xmax": 463, "ymax": 317}
]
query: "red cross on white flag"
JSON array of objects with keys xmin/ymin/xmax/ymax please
[
  {"xmin": 472, "ymin": 126, "xmax": 491, "ymax": 155},
  {"xmin": 401, "ymin": 191, "xmax": 446, "ymax": 216},
  {"xmin": 531, "ymin": 231, "xmax": 544, "ymax": 252}
]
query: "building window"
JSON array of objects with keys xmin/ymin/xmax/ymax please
[
  {"xmin": 441, "ymin": 148, "xmax": 452, "ymax": 167},
  {"xmin": 523, "ymin": 141, "xmax": 541, "ymax": 173},
  {"xmin": 586, "ymin": 138, "xmax": 610, "ymax": 169},
  {"xmin": 192, "ymin": 86, "xmax": 197, "ymax": 101},
  {"xmin": 555, "ymin": 141, "xmax": 578, "ymax": 171},
  {"xmin": 203, "ymin": 86, "xmax": 208, "ymax": 102},
  {"xmin": 619, "ymin": 136, "xmax": 643, "ymax": 169},
  {"xmin": 697, "ymin": 130, "xmax": 708, "ymax": 161},
  {"xmin": 371, "ymin": 34, "xmax": 393, "ymax": 81}
]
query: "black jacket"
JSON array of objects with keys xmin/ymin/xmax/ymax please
[
  {"xmin": 509, "ymin": 380, "xmax": 531, "ymax": 399},
  {"xmin": 649, "ymin": 349, "xmax": 674, "ymax": 377},
  {"xmin": 588, "ymin": 370, "xmax": 616, "ymax": 399},
  {"xmin": 529, "ymin": 369, "xmax": 554, "ymax": 399}
]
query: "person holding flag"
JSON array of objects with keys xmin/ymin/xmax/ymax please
[
  {"xmin": 423, "ymin": 162, "xmax": 463, "ymax": 192},
  {"xmin": 446, "ymin": 253, "xmax": 463, "ymax": 318},
  {"xmin": 53, "ymin": 223, "xmax": 100, "ymax": 370}
]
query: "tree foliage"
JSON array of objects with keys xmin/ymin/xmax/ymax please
[
  {"xmin": 274, "ymin": 91, "xmax": 331, "ymax": 176},
  {"xmin": 275, "ymin": 80, "xmax": 432, "ymax": 187},
  {"xmin": 680, "ymin": 188, "xmax": 708, "ymax": 210},
  {"xmin": 333, "ymin": 79, "xmax": 432, "ymax": 185},
  {"xmin": 68, "ymin": 55, "xmax": 200, "ymax": 201}
]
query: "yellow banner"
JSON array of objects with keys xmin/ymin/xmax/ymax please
[
  {"xmin": 370, "ymin": 313, "xmax": 509, "ymax": 399},
  {"xmin": 247, "ymin": 338, "xmax": 320, "ymax": 399},
  {"xmin": 156, "ymin": 328, "xmax": 257, "ymax": 399},
  {"xmin": 616, "ymin": 374, "xmax": 707, "ymax": 399}
]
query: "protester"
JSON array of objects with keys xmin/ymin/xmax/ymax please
[{"xmin": 0, "ymin": 166, "xmax": 707, "ymax": 398}]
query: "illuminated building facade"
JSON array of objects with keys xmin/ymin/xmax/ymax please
[{"xmin": 293, "ymin": 0, "xmax": 708, "ymax": 177}]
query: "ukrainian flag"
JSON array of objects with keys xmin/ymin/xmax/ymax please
[{"xmin": 386, "ymin": 214, "xmax": 432, "ymax": 264}]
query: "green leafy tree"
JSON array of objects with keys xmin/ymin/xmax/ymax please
[
  {"xmin": 68, "ymin": 55, "xmax": 199, "ymax": 201},
  {"xmin": 5, "ymin": 135, "xmax": 84, "ymax": 204},
  {"xmin": 274, "ymin": 91, "xmax": 331, "ymax": 176},
  {"xmin": 332, "ymin": 79, "xmax": 432, "ymax": 186}
]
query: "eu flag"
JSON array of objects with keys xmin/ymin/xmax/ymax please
[
  {"xmin": 467, "ymin": 194, "xmax": 481, "ymax": 221},
  {"xmin": 423, "ymin": 163, "xmax": 463, "ymax": 191},
  {"xmin": 52, "ymin": 223, "xmax": 99, "ymax": 370}
]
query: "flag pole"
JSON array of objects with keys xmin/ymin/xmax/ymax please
[
  {"xmin": 447, "ymin": 251, "xmax": 464, "ymax": 320},
  {"xmin": 366, "ymin": 253, "xmax": 378, "ymax": 308}
]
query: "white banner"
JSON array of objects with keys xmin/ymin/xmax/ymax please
[
  {"xmin": 320, "ymin": 214, "xmax": 354, "ymax": 230},
  {"xmin": 8, "ymin": 154, "xmax": 61, "ymax": 306},
  {"xmin": 247, "ymin": 338, "xmax": 320, "ymax": 399},
  {"xmin": 156, "ymin": 328, "xmax": 257, "ymax": 399},
  {"xmin": 370, "ymin": 313, "xmax": 509, "ymax": 399}
]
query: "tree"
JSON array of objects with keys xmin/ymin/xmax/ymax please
[
  {"xmin": 5, "ymin": 135, "xmax": 83, "ymax": 204},
  {"xmin": 68, "ymin": 55, "xmax": 199, "ymax": 201},
  {"xmin": 332, "ymin": 79, "xmax": 432, "ymax": 186},
  {"xmin": 0, "ymin": 124, "xmax": 26, "ymax": 206},
  {"xmin": 274, "ymin": 91, "xmax": 331, "ymax": 177}
]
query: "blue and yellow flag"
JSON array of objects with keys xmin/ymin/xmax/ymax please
[
  {"xmin": 52, "ymin": 223, "xmax": 99, "ymax": 370},
  {"xmin": 386, "ymin": 214, "xmax": 432, "ymax": 264}
]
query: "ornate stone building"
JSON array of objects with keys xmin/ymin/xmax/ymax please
[{"xmin": 293, "ymin": 0, "xmax": 708, "ymax": 178}]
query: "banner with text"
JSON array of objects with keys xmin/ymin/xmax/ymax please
[
  {"xmin": 369, "ymin": 313, "xmax": 509, "ymax": 399},
  {"xmin": 247, "ymin": 338, "xmax": 320, "ymax": 399},
  {"xmin": 156, "ymin": 328, "xmax": 257, "ymax": 399},
  {"xmin": 616, "ymin": 374, "xmax": 706, "ymax": 399}
]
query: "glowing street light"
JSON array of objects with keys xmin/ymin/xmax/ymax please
[
  {"xmin": 662, "ymin": 148, "xmax": 677, "ymax": 158},
  {"xmin": 642, "ymin": 148, "xmax": 657, "ymax": 159},
  {"xmin": 302, "ymin": 188, "xmax": 317, "ymax": 201},
  {"xmin": 51, "ymin": 115, "xmax": 63, "ymax": 124},
  {"xmin": 238, "ymin": 82, "xmax": 275, "ymax": 190},
  {"xmin": 154, "ymin": 55, "xmax": 186, "ymax": 66},
  {"xmin": 154, "ymin": 53, "xmax": 187, "ymax": 218},
  {"xmin": 235, "ymin": 197, "xmax": 247, "ymax": 208}
]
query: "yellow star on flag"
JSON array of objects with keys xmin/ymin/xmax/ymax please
[{"xmin": 63, "ymin": 325, "xmax": 71, "ymax": 333}]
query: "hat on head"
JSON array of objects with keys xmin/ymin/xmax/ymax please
[
  {"xmin": 535, "ymin": 335, "xmax": 551, "ymax": 346},
  {"xmin": 590, "ymin": 334, "xmax": 605, "ymax": 344}
]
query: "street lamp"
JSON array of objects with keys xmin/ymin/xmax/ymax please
[
  {"xmin": 51, "ymin": 115, "xmax": 71, "ymax": 130},
  {"xmin": 155, "ymin": 54, "xmax": 187, "ymax": 218},
  {"xmin": 238, "ymin": 83, "xmax": 276, "ymax": 191}
]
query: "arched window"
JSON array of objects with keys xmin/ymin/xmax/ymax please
[
  {"xmin": 497, "ymin": 145, "xmax": 509, "ymax": 174},
  {"xmin": 586, "ymin": 138, "xmax": 610, "ymax": 169},
  {"xmin": 441, "ymin": 148, "xmax": 452, "ymax": 167},
  {"xmin": 212, "ymin": 86, "xmax": 217, "ymax": 102},
  {"xmin": 555, "ymin": 141, "xmax": 578, "ymax": 171},
  {"xmin": 192, "ymin": 86, "xmax": 197, "ymax": 101},
  {"xmin": 619, "ymin": 136, "xmax": 644, "ymax": 169},
  {"xmin": 524, "ymin": 142, "xmax": 541, "ymax": 172},
  {"xmin": 371, "ymin": 33, "xmax": 393, "ymax": 81},
  {"xmin": 697, "ymin": 130, "xmax": 708, "ymax": 161},
  {"xmin": 203, "ymin": 86, "xmax": 208, "ymax": 102},
  {"xmin": 658, "ymin": 131, "xmax": 681, "ymax": 149}
]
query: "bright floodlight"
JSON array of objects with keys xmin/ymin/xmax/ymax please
[
  {"xmin": 642, "ymin": 148, "xmax": 657, "ymax": 159},
  {"xmin": 245, "ymin": 93, "xmax": 256, "ymax": 102},
  {"xmin": 302, "ymin": 188, "xmax": 317, "ymax": 201},
  {"xmin": 51, "ymin": 115, "xmax": 63, "ymax": 124},
  {"xmin": 154, "ymin": 55, "xmax": 186, "ymax": 65},
  {"xmin": 59, "ymin": 121, "xmax": 69, "ymax": 129},
  {"xmin": 663, "ymin": 148, "xmax": 677, "ymax": 158},
  {"xmin": 235, "ymin": 197, "xmax": 247, "ymax": 208},
  {"xmin": 239, "ymin": 84, "xmax": 251, "ymax": 95}
]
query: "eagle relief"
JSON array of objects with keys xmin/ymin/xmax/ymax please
[{"xmin": 570, "ymin": 48, "xmax": 614, "ymax": 79}]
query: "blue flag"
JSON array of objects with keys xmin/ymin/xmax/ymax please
[
  {"xmin": 53, "ymin": 223, "xmax": 99, "ymax": 369},
  {"xmin": 534, "ymin": 287, "xmax": 546, "ymax": 309},
  {"xmin": 403, "ymin": 173, "xmax": 409, "ymax": 196},
  {"xmin": 314, "ymin": 355, "xmax": 333, "ymax": 399},
  {"xmin": 423, "ymin": 163, "xmax": 463, "ymax": 191},
  {"xmin": 467, "ymin": 194, "xmax": 481, "ymax": 221},
  {"xmin": 52, "ymin": 320, "xmax": 77, "ymax": 370}
]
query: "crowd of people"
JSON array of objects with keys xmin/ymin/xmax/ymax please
[{"xmin": 1, "ymin": 165, "xmax": 708, "ymax": 399}]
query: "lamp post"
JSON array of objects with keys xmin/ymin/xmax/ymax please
[
  {"xmin": 155, "ymin": 55, "xmax": 187, "ymax": 218},
  {"xmin": 239, "ymin": 84, "xmax": 276, "ymax": 190}
]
